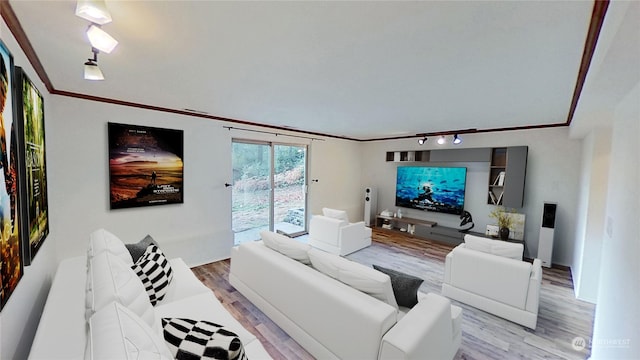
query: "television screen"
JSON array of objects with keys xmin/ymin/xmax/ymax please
[{"xmin": 395, "ymin": 166, "xmax": 467, "ymax": 215}]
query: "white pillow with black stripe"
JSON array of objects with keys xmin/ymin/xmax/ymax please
[
  {"xmin": 131, "ymin": 244, "xmax": 173, "ymax": 306},
  {"xmin": 162, "ymin": 318, "xmax": 247, "ymax": 360}
]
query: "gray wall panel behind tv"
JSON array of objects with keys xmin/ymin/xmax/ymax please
[{"xmin": 428, "ymin": 148, "xmax": 492, "ymax": 162}]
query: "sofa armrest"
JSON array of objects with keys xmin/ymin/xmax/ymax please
[
  {"xmin": 525, "ymin": 259, "xmax": 543, "ymax": 313},
  {"xmin": 380, "ymin": 293, "xmax": 457, "ymax": 360},
  {"xmin": 444, "ymin": 244, "xmax": 465, "ymax": 284},
  {"xmin": 340, "ymin": 221, "xmax": 367, "ymax": 242}
]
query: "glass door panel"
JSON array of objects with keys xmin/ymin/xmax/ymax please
[
  {"xmin": 232, "ymin": 141, "xmax": 271, "ymax": 244},
  {"xmin": 273, "ymin": 144, "xmax": 307, "ymax": 237}
]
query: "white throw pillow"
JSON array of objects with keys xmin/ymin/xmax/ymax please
[
  {"xmin": 464, "ymin": 234, "xmax": 523, "ymax": 261},
  {"xmin": 308, "ymin": 248, "xmax": 398, "ymax": 309},
  {"xmin": 88, "ymin": 228, "xmax": 134, "ymax": 265},
  {"xmin": 260, "ymin": 231, "xmax": 311, "ymax": 265},
  {"xmin": 87, "ymin": 302, "xmax": 173, "ymax": 360},
  {"xmin": 86, "ymin": 251, "xmax": 156, "ymax": 328},
  {"xmin": 322, "ymin": 208, "xmax": 349, "ymax": 222},
  {"xmin": 307, "ymin": 248, "xmax": 344, "ymax": 279}
]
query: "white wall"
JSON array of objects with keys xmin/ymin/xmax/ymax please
[
  {"xmin": 48, "ymin": 96, "xmax": 365, "ymax": 263},
  {"xmin": 308, "ymin": 138, "xmax": 363, "ymax": 220},
  {"xmin": 0, "ymin": 20, "xmax": 57, "ymax": 360},
  {"xmin": 590, "ymin": 82, "xmax": 640, "ymax": 359},
  {"xmin": 49, "ymin": 97, "xmax": 237, "ymax": 266},
  {"xmin": 572, "ymin": 129, "xmax": 610, "ymax": 303},
  {"xmin": 361, "ymin": 127, "xmax": 583, "ymax": 264}
]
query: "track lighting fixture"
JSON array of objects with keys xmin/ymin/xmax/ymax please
[
  {"xmin": 86, "ymin": 24, "xmax": 118, "ymax": 54},
  {"xmin": 84, "ymin": 48, "xmax": 104, "ymax": 80},
  {"xmin": 453, "ymin": 134, "xmax": 462, "ymax": 145},
  {"xmin": 437, "ymin": 136, "xmax": 446, "ymax": 145},
  {"xmin": 76, "ymin": 0, "xmax": 117, "ymax": 80},
  {"xmin": 75, "ymin": 0, "xmax": 112, "ymax": 25},
  {"xmin": 418, "ymin": 136, "xmax": 428, "ymax": 145}
]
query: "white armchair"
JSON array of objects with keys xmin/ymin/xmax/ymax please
[
  {"xmin": 441, "ymin": 234, "xmax": 542, "ymax": 329},
  {"xmin": 308, "ymin": 208, "xmax": 372, "ymax": 256}
]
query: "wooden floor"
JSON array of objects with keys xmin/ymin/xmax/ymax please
[{"xmin": 192, "ymin": 229, "xmax": 595, "ymax": 360}]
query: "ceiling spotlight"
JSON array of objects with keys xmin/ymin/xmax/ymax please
[
  {"xmin": 437, "ymin": 136, "xmax": 446, "ymax": 145},
  {"xmin": 75, "ymin": 0, "xmax": 112, "ymax": 25},
  {"xmin": 87, "ymin": 24, "xmax": 118, "ymax": 53},
  {"xmin": 84, "ymin": 48, "xmax": 104, "ymax": 80},
  {"xmin": 453, "ymin": 134, "xmax": 462, "ymax": 145},
  {"xmin": 418, "ymin": 137, "xmax": 427, "ymax": 145}
]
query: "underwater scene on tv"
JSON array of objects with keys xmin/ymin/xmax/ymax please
[{"xmin": 395, "ymin": 166, "xmax": 467, "ymax": 215}]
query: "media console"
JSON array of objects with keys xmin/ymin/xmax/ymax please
[
  {"xmin": 375, "ymin": 215, "xmax": 466, "ymax": 246},
  {"xmin": 375, "ymin": 215, "xmax": 526, "ymax": 251}
]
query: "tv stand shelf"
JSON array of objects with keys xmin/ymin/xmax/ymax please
[{"xmin": 375, "ymin": 215, "xmax": 465, "ymax": 246}]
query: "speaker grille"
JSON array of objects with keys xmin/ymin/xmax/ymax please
[{"xmin": 542, "ymin": 203, "xmax": 557, "ymax": 228}]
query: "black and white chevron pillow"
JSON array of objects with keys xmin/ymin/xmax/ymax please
[
  {"xmin": 162, "ymin": 318, "xmax": 247, "ymax": 360},
  {"xmin": 131, "ymin": 244, "xmax": 173, "ymax": 306}
]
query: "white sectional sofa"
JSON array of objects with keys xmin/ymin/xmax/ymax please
[
  {"xmin": 29, "ymin": 229, "xmax": 271, "ymax": 359},
  {"xmin": 230, "ymin": 231, "xmax": 462, "ymax": 360},
  {"xmin": 441, "ymin": 235, "xmax": 542, "ymax": 329}
]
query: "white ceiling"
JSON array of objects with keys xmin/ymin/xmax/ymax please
[{"xmin": 9, "ymin": 0, "xmax": 596, "ymax": 140}]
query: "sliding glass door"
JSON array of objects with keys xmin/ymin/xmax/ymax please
[{"xmin": 232, "ymin": 140, "xmax": 307, "ymax": 245}]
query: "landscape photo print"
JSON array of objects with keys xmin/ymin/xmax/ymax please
[{"xmin": 108, "ymin": 123, "xmax": 184, "ymax": 209}]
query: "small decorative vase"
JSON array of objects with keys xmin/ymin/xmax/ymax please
[{"xmin": 499, "ymin": 227, "xmax": 510, "ymax": 240}]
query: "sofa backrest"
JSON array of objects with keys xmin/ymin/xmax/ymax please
[
  {"xmin": 450, "ymin": 247, "xmax": 532, "ymax": 309},
  {"xmin": 309, "ymin": 215, "xmax": 348, "ymax": 246},
  {"xmin": 464, "ymin": 234, "xmax": 523, "ymax": 261},
  {"xmin": 322, "ymin": 208, "xmax": 349, "ymax": 222}
]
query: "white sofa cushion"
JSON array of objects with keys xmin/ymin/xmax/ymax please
[
  {"xmin": 464, "ymin": 234, "xmax": 523, "ymax": 261},
  {"xmin": 86, "ymin": 251, "xmax": 156, "ymax": 327},
  {"xmin": 162, "ymin": 318, "xmax": 247, "ymax": 360},
  {"xmin": 88, "ymin": 228, "xmax": 134, "ymax": 265},
  {"xmin": 131, "ymin": 244, "xmax": 174, "ymax": 306},
  {"xmin": 87, "ymin": 301, "xmax": 172, "ymax": 360},
  {"xmin": 322, "ymin": 208, "xmax": 349, "ymax": 222},
  {"xmin": 308, "ymin": 248, "xmax": 398, "ymax": 309},
  {"xmin": 156, "ymin": 258, "xmax": 211, "ymax": 305},
  {"xmin": 260, "ymin": 230, "xmax": 311, "ymax": 265}
]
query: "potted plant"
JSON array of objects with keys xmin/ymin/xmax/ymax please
[{"xmin": 489, "ymin": 207, "xmax": 516, "ymax": 240}]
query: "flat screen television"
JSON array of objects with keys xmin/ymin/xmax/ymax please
[{"xmin": 395, "ymin": 166, "xmax": 467, "ymax": 215}]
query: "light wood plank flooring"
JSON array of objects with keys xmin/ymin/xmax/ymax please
[{"xmin": 192, "ymin": 229, "xmax": 595, "ymax": 359}]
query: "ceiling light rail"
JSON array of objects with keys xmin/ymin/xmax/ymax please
[
  {"xmin": 416, "ymin": 128, "xmax": 476, "ymax": 145},
  {"xmin": 223, "ymin": 126, "xmax": 325, "ymax": 142}
]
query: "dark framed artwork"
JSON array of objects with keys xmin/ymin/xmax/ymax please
[
  {"xmin": 0, "ymin": 40, "xmax": 23, "ymax": 310},
  {"xmin": 15, "ymin": 67, "xmax": 49, "ymax": 265},
  {"xmin": 108, "ymin": 122, "xmax": 184, "ymax": 209}
]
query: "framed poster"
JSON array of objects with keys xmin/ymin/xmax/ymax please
[
  {"xmin": 15, "ymin": 67, "xmax": 49, "ymax": 264},
  {"xmin": 0, "ymin": 40, "xmax": 23, "ymax": 310},
  {"xmin": 108, "ymin": 122, "xmax": 184, "ymax": 209}
]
